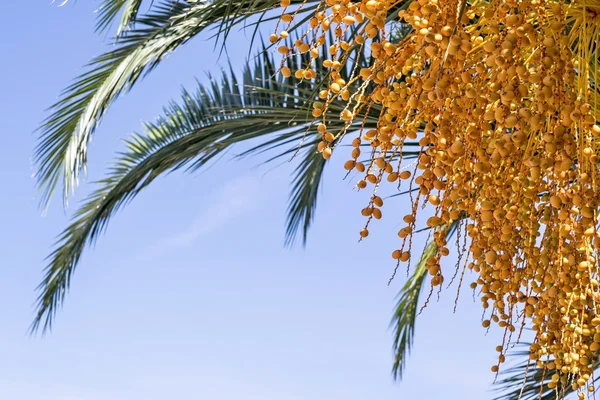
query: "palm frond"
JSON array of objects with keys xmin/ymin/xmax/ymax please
[
  {"xmin": 391, "ymin": 220, "xmax": 460, "ymax": 379},
  {"xmin": 32, "ymin": 37, "xmax": 374, "ymax": 331},
  {"xmin": 35, "ymin": 0, "xmax": 318, "ymax": 209},
  {"xmin": 36, "ymin": 0, "xmax": 417, "ymax": 330},
  {"xmin": 285, "ymin": 141, "xmax": 328, "ymax": 247}
]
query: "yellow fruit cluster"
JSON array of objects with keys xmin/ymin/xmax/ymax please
[{"xmin": 274, "ymin": 0, "xmax": 600, "ymax": 396}]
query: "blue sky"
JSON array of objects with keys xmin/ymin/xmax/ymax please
[{"xmin": 0, "ymin": 2, "xmax": 508, "ymax": 399}]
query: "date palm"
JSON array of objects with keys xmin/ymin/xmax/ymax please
[{"xmin": 34, "ymin": 1, "xmax": 576, "ymax": 398}]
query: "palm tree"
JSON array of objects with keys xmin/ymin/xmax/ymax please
[{"xmin": 34, "ymin": 1, "xmax": 575, "ymax": 398}]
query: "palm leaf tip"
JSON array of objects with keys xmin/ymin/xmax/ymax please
[
  {"xmin": 390, "ymin": 220, "xmax": 459, "ymax": 380},
  {"xmin": 284, "ymin": 141, "xmax": 328, "ymax": 248},
  {"xmin": 390, "ymin": 240, "xmax": 434, "ymax": 380}
]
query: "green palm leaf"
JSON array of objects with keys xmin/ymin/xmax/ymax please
[
  {"xmin": 40, "ymin": 3, "xmax": 437, "ymax": 382},
  {"xmin": 391, "ymin": 220, "xmax": 460, "ymax": 379},
  {"xmin": 285, "ymin": 142, "xmax": 328, "ymax": 247},
  {"xmin": 32, "ymin": 35, "xmax": 381, "ymax": 330},
  {"xmin": 36, "ymin": 0, "xmax": 320, "ymax": 209}
]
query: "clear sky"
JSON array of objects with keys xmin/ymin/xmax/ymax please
[{"xmin": 0, "ymin": 2, "xmax": 509, "ymax": 399}]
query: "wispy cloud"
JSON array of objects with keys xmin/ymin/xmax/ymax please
[{"xmin": 139, "ymin": 175, "xmax": 260, "ymax": 260}]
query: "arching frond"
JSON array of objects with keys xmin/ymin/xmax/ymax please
[
  {"xmin": 36, "ymin": 0, "xmax": 319, "ymax": 209},
  {"xmin": 32, "ymin": 36, "xmax": 380, "ymax": 331}
]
